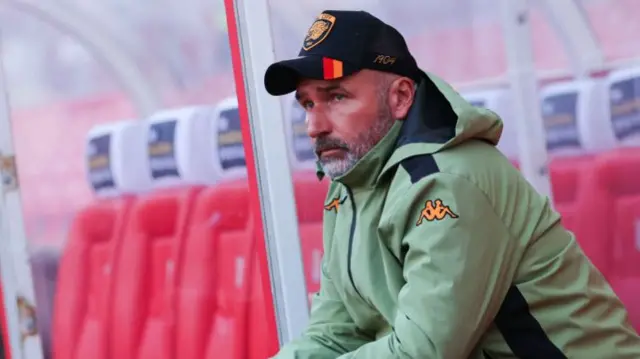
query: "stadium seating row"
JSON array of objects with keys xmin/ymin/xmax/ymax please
[
  {"xmin": 52, "ymin": 96, "xmax": 330, "ymax": 359},
  {"xmin": 462, "ymin": 66, "xmax": 640, "ymax": 161},
  {"xmin": 51, "ymin": 65, "xmax": 640, "ymax": 359}
]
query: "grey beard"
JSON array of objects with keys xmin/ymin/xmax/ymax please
[{"xmin": 319, "ymin": 114, "xmax": 395, "ymax": 179}]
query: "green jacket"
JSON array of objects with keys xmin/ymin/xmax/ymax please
[{"xmin": 274, "ymin": 73, "xmax": 640, "ymax": 358}]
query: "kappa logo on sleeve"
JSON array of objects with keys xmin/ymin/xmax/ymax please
[
  {"xmin": 324, "ymin": 196, "xmax": 346, "ymax": 213},
  {"xmin": 416, "ymin": 199, "xmax": 458, "ymax": 226}
]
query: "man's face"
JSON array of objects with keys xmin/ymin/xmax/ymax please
[{"xmin": 295, "ymin": 70, "xmax": 396, "ymax": 179}]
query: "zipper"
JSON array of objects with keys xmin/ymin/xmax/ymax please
[{"xmin": 344, "ymin": 185, "xmax": 365, "ymax": 300}]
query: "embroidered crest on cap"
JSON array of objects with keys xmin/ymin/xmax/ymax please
[{"xmin": 303, "ymin": 13, "xmax": 336, "ymax": 51}]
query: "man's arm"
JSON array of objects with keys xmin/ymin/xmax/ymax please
[
  {"xmin": 338, "ymin": 172, "xmax": 521, "ymax": 358},
  {"xmin": 273, "ymin": 261, "xmax": 373, "ymax": 358}
]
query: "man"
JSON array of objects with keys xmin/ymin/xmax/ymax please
[{"xmin": 263, "ymin": 10, "xmax": 640, "ymax": 358}]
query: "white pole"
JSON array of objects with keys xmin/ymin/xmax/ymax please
[
  {"xmin": 499, "ymin": 0, "xmax": 554, "ymax": 200},
  {"xmin": 231, "ymin": 0, "xmax": 310, "ymax": 345},
  {"xmin": 0, "ymin": 32, "xmax": 44, "ymax": 359}
]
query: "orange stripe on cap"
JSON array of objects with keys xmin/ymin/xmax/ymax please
[{"xmin": 322, "ymin": 57, "xmax": 343, "ymax": 80}]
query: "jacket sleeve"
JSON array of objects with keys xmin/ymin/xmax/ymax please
[
  {"xmin": 273, "ymin": 261, "xmax": 373, "ymax": 358},
  {"xmin": 337, "ymin": 172, "xmax": 521, "ymax": 359}
]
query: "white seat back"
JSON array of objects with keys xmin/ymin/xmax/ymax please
[
  {"xmin": 539, "ymin": 78, "xmax": 613, "ymax": 157},
  {"xmin": 211, "ymin": 97, "xmax": 247, "ymax": 180},
  {"xmin": 85, "ymin": 120, "xmax": 152, "ymax": 197},
  {"xmin": 145, "ymin": 106, "xmax": 217, "ymax": 189},
  {"xmin": 144, "ymin": 98, "xmax": 246, "ymax": 190},
  {"xmin": 607, "ymin": 67, "xmax": 640, "ymax": 147}
]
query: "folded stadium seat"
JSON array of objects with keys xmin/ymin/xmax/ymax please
[
  {"xmin": 462, "ymin": 88, "xmax": 520, "ymax": 167},
  {"xmin": 175, "ymin": 97, "xmax": 275, "ymax": 359},
  {"xmin": 604, "ymin": 68, "xmax": 640, "ymax": 302},
  {"xmin": 178, "ymin": 180, "xmax": 266, "ymax": 359},
  {"xmin": 110, "ymin": 103, "xmax": 238, "ymax": 359},
  {"xmin": 575, "ymin": 69, "xmax": 640, "ymax": 285},
  {"xmin": 548, "ymin": 156, "xmax": 593, "ymax": 233},
  {"xmin": 176, "ymin": 99, "xmax": 249, "ymax": 357},
  {"xmin": 245, "ymin": 245, "xmax": 278, "ymax": 359},
  {"xmin": 586, "ymin": 149, "xmax": 640, "ymax": 277},
  {"xmin": 610, "ymin": 152, "xmax": 640, "ymax": 280},
  {"xmin": 178, "ymin": 180, "xmax": 254, "ymax": 359},
  {"xmin": 53, "ymin": 120, "xmax": 151, "ymax": 359},
  {"xmin": 605, "ymin": 153, "xmax": 640, "ymax": 330},
  {"xmin": 538, "ymin": 78, "xmax": 617, "ymax": 275},
  {"xmin": 111, "ymin": 187, "xmax": 202, "ymax": 359},
  {"xmin": 291, "ymin": 172, "xmax": 329, "ymax": 306}
]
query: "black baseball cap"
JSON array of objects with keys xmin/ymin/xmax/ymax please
[{"xmin": 264, "ymin": 10, "xmax": 422, "ymax": 96}]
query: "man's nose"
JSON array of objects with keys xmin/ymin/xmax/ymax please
[{"xmin": 306, "ymin": 112, "xmax": 332, "ymax": 139}]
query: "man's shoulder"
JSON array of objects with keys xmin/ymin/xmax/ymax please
[{"xmin": 389, "ymin": 140, "xmax": 517, "ymax": 192}]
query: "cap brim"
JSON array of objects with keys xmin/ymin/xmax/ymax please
[{"xmin": 264, "ymin": 56, "xmax": 356, "ymax": 96}]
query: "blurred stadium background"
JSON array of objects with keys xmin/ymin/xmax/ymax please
[{"xmin": 0, "ymin": 0, "xmax": 640, "ymax": 358}]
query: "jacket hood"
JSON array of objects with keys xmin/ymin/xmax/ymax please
[{"xmin": 319, "ymin": 71, "xmax": 504, "ymax": 187}]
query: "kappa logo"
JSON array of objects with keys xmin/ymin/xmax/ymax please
[
  {"xmin": 303, "ymin": 13, "xmax": 336, "ymax": 51},
  {"xmin": 416, "ymin": 199, "xmax": 458, "ymax": 225},
  {"xmin": 324, "ymin": 196, "xmax": 346, "ymax": 213}
]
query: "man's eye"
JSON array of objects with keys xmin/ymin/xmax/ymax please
[
  {"xmin": 302, "ymin": 101, "xmax": 314, "ymax": 110},
  {"xmin": 331, "ymin": 93, "xmax": 345, "ymax": 102}
]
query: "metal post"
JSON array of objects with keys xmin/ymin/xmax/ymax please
[
  {"xmin": 500, "ymin": 0, "xmax": 554, "ymax": 200},
  {"xmin": 0, "ymin": 32, "xmax": 43, "ymax": 359},
  {"xmin": 229, "ymin": 0, "xmax": 310, "ymax": 345}
]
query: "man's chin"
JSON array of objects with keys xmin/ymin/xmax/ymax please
[{"xmin": 319, "ymin": 159, "xmax": 355, "ymax": 179}]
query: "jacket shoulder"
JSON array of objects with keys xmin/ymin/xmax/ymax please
[
  {"xmin": 390, "ymin": 140, "xmax": 517, "ymax": 193},
  {"xmin": 386, "ymin": 140, "xmax": 536, "ymax": 226}
]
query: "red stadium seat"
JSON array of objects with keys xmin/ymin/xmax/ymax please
[
  {"xmin": 200, "ymin": 223, "xmax": 254, "ymax": 359},
  {"xmin": 595, "ymin": 149, "xmax": 640, "ymax": 279},
  {"xmin": 293, "ymin": 171, "xmax": 329, "ymax": 305},
  {"xmin": 245, "ymin": 250, "xmax": 277, "ymax": 359},
  {"xmin": 109, "ymin": 187, "xmax": 203, "ymax": 359},
  {"xmin": 298, "ymin": 223, "xmax": 323, "ymax": 306},
  {"xmin": 175, "ymin": 180, "xmax": 253, "ymax": 359},
  {"xmin": 293, "ymin": 171, "xmax": 328, "ymax": 223},
  {"xmin": 614, "ymin": 196, "xmax": 640, "ymax": 278},
  {"xmin": 1, "ymin": 281, "xmax": 11, "ymax": 359},
  {"xmin": 549, "ymin": 156, "xmax": 594, "ymax": 233},
  {"xmin": 53, "ymin": 197, "xmax": 134, "ymax": 359},
  {"xmin": 575, "ymin": 149, "xmax": 640, "ymax": 280}
]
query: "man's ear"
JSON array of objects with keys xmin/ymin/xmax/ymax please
[{"xmin": 388, "ymin": 77, "xmax": 415, "ymax": 120}]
